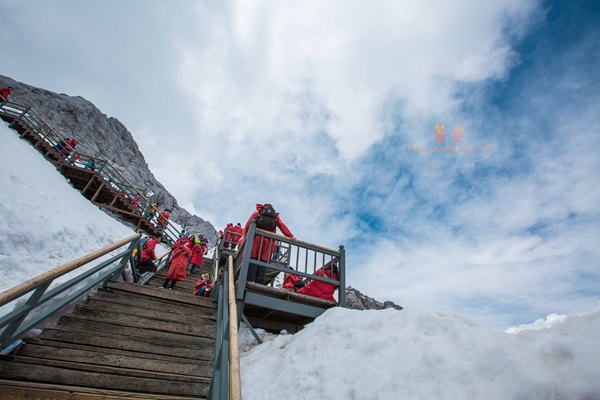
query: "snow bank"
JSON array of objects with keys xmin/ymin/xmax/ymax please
[
  {"xmin": 241, "ymin": 307, "xmax": 600, "ymax": 400},
  {"xmin": 0, "ymin": 122, "xmax": 134, "ymax": 294}
]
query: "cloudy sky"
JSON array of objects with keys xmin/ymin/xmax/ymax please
[{"xmin": 2, "ymin": 0, "xmax": 599, "ymax": 327}]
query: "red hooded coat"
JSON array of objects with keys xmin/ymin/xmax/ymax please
[
  {"xmin": 0, "ymin": 87, "xmax": 11, "ymax": 100},
  {"xmin": 283, "ymin": 273, "xmax": 299, "ymax": 290},
  {"xmin": 190, "ymin": 243, "xmax": 207, "ymax": 266},
  {"xmin": 141, "ymin": 237, "xmax": 158, "ymax": 262},
  {"xmin": 242, "ymin": 204, "xmax": 294, "ymax": 262},
  {"xmin": 158, "ymin": 210, "xmax": 170, "ymax": 227},
  {"xmin": 166, "ymin": 244, "xmax": 191, "ymax": 281},
  {"xmin": 297, "ymin": 267, "xmax": 338, "ymax": 302}
]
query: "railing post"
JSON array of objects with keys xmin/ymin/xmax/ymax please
[
  {"xmin": 338, "ymin": 245, "xmax": 346, "ymax": 307},
  {"xmin": 102, "ymin": 238, "xmax": 139, "ymax": 288},
  {"xmin": 0, "ymin": 281, "xmax": 52, "ymax": 348}
]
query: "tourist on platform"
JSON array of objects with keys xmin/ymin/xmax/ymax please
[
  {"xmin": 162, "ymin": 242, "xmax": 192, "ymax": 289},
  {"xmin": 297, "ymin": 264, "xmax": 339, "ymax": 302},
  {"xmin": 84, "ymin": 160, "xmax": 96, "ymax": 171},
  {"xmin": 240, "ymin": 203, "xmax": 294, "ymax": 285},
  {"xmin": 130, "ymin": 194, "xmax": 142, "ymax": 209}
]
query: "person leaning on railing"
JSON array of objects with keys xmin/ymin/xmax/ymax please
[
  {"xmin": 241, "ymin": 203, "xmax": 294, "ymax": 285},
  {"xmin": 138, "ymin": 236, "xmax": 159, "ymax": 273},
  {"xmin": 297, "ymin": 264, "xmax": 339, "ymax": 302}
]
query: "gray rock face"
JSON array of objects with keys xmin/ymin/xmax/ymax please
[
  {"xmin": 345, "ymin": 286, "xmax": 403, "ymax": 310},
  {"xmin": 1, "ymin": 74, "xmax": 217, "ymax": 244}
]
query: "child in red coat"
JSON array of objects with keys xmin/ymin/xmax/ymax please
[{"xmin": 193, "ymin": 273, "xmax": 212, "ymax": 297}]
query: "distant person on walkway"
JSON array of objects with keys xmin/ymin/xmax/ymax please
[
  {"xmin": 193, "ymin": 273, "xmax": 212, "ymax": 297},
  {"xmin": 241, "ymin": 203, "xmax": 294, "ymax": 284},
  {"xmin": 144, "ymin": 202, "xmax": 157, "ymax": 219},
  {"xmin": 230, "ymin": 223, "xmax": 243, "ymax": 250},
  {"xmin": 130, "ymin": 194, "xmax": 142, "ymax": 209},
  {"xmin": 0, "ymin": 86, "xmax": 12, "ymax": 101},
  {"xmin": 297, "ymin": 264, "xmax": 339, "ymax": 302},
  {"xmin": 84, "ymin": 160, "xmax": 96, "ymax": 171},
  {"xmin": 138, "ymin": 236, "xmax": 159, "ymax": 273},
  {"xmin": 157, "ymin": 209, "xmax": 170, "ymax": 230},
  {"xmin": 162, "ymin": 242, "xmax": 192, "ymax": 289}
]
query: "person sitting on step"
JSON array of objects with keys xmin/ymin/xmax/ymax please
[{"xmin": 193, "ymin": 273, "xmax": 212, "ymax": 297}]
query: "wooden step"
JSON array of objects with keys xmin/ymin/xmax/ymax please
[
  {"xmin": 0, "ymin": 360, "xmax": 208, "ymax": 398},
  {"xmin": 0, "ymin": 379, "xmax": 197, "ymax": 400},
  {"xmin": 72, "ymin": 306, "xmax": 216, "ymax": 339},
  {"xmin": 56, "ymin": 315, "xmax": 215, "ymax": 347},
  {"xmin": 82, "ymin": 297, "xmax": 216, "ymax": 324},
  {"xmin": 107, "ymin": 282, "xmax": 216, "ymax": 309}
]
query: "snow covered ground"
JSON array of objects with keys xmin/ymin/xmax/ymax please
[
  {"xmin": 240, "ymin": 307, "xmax": 600, "ymax": 400},
  {"xmin": 0, "ymin": 121, "xmax": 141, "ymax": 309},
  {"xmin": 2, "ymin": 120, "xmax": 599, "ymax": 399}
]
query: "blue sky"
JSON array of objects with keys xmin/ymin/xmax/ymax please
[{"xmin": 1, "ymin": 0, "xmax": 598, "ymax": 328}]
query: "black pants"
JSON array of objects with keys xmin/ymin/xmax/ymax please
[
  {"xmin": 138, "ymin": 259, "xmax": 156, "ymax": 273},
  {"xmin": 247, "ymin": 262, "xmax": 266, "ymax": 284},
  {"xmin": 162, "ymin": 278, "xmax": 177, "ymax": 288}
]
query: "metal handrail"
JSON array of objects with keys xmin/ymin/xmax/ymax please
[
  {"xmin": 0, "ymin": 234, "xmax": 141, "ymax": 351},
  {"xmin": 209, "ymin": 255, "xmax": 242, "ymax": 400}
]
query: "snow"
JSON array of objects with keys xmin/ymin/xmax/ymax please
[
  {"xmin": 0, "ymin": 122, "xmax": 134, "ymax": 296},
  {"xmin": 240, "ymin": 307, "xmax": 600, "ymax": 400},
  {"xmin": 3, "ymin": 120, "xmax": 600, "ymax": 399}
]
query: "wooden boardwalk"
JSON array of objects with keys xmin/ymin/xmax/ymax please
[{"xmin": 0, "ymin": 267, "xmax": 216, "ymax": 399}]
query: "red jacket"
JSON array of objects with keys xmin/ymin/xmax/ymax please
[
  {"xmin": 242, "ymin": 204, "xmax": 294, "ymax": 262},
  {"xmin": 283, "ymin": 273, "xmax": 299, "ymax": 290},
  {"xmin": 193, "ymin": 278, "xmax": 213, "ymax": 296},
  {"xmin": 131, "ymin": 194, "xmax": 141, "ymax": 208},
  {"xmin": 231, "ymin": 224, "xmax": 243, "ymax": 241},
  {"xmin": 141, "ymin": 237, "xmax": 158, "ymax": 262},
  {"xmin": 158, "ymin": 210, "xmax": 170, "ymax": 227},
  {"xmin": 297, "ymin": 267, "xmax": 338, "ymax": 302},
  {"xmin": 166, "ymin": 244, "xmax": 191, "ymax": 281},
  {"xmin": 0, "ymin": 87, "xmax": 11, "ymax": 100},
  {"xmin": 190, "ymin": 243, "xmax": 207, "ymax": 265},
  {"xmin": 224, "ymin": 223, "xmax": 234, "ymax": 243}
]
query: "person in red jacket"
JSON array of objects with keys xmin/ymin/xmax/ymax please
[
  {"xmin": 282, "ymin": 267, "xmax": 300, "ymax": 290},
  {"xmin": 193, "ymin": 273, "xmax": 212, "ymax": 297},
  {"xmin": 157, "ymin": 209, "xmax": 171, "ymax": 235},
  {"xmin": 162, "ymin": 243, "xmax": 191, "ymax": 289},
  {"xmin": 130, "ymin": 194, "xmax": 142, "ymax": 209},
  {"xmin": 230, "ymin": 223, "xmax": 243, "ymax": 250},
  {"xmin": 188, "ymin": 238, "xmax": 208, "ymax": 274},
  {"xmin": 0, "ymin": 86, "xmax": 12, "ymax": 101},
  {"xmin": 297, "ymin": 264, "xmax": 339, "ymax": 302},
  {"xmin": 223, "ymin": 223, "xmax": 235, "ymax": 249},
  {"xmin": 138, "ymin": 236, "xmax": 159, "ymax": 273},
  {"xmin": 241, "ymin": 203, "xmax": 294, "ymax": 284}
]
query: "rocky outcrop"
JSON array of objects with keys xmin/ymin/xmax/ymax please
[
  {"xmin": 345, "ymin": 286, "xmax": 403, "ymax": 310},
  {"xmin": 0, "ymin": 74, "xmax": 217, "ymax": 244}
]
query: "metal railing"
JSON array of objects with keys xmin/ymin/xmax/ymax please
[
  {"xmin": 0, "ymin": 234, "xmax": 141, "ymax": 351},
  {"xmin": 234, "ymin": 221, "xmax": 346, "ymax": 306},
  {"xmin": 209, "ymin": 255, "xmax": 242, "ymax": 400},
  {"xmin": 0, "ymin": 100, "xmax": 180, "ymax": 244}
]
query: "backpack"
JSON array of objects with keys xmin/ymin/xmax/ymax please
[{"xmin": 255, "ymin": 205, "xmax": 277, "ymax": 231}]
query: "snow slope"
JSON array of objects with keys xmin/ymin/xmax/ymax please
[
  {"xmin": 0, "ymin": 122, "xmax": 134, "ymax": 294},
  {"xmin": 241, "ymin": 307, "xmax": 600, "ymax": 400}
]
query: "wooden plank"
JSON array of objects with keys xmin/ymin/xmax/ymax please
[
  {"xmin": 56, "ymin": 316, "xmax": 214, "ymax": 347},
  {"xmin": 0, "ymin": 361, "xmax": 208, "ymax": 397},
  {"xmin": 80, "ymin": 298, "xmax": 216, "ymax": 324},
  {"xmin": 108, "ymin": 282, "xmax": 217, "ymax": 309},
  {"xmin": 90, "ymin": 290, "xmax": 217, "ymax": 317},
  {"xmin": 24, "ymin": 337, "xmax": 214, "ymax": 364},
  {"xmin": 17, "ymin": 343, "xmax": 213, "ymax": 377},
  {"xmin": 4, "ymin": 355, "xmax": 209, "ymax": 384},
  {"xmin": 38, "ymin": 328, "xmax": 214, "ymax": 360},
  {"xmin": 70, "ymin": 308, "xmax": 216, "ymax": 339},
  {"xmin": 0, "ymin": 379, "xmax": 199, "ymax": 399}
]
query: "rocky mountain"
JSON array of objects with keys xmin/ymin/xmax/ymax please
[
  {"xmin": 346, "ymin": 286, "xmax": 403, "ymax": 310},
  {"xmin": 0, "ymin": 74, "xmax": 217, "ymax": 244}
]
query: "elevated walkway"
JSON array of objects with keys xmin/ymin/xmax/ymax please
[{"xmin": 0, "ymin": 100, "xmax": 179, "ymax": 242}]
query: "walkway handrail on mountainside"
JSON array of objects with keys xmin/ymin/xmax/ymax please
[
  {"xmin": 0, "ymin": 100, "xmax": 179, "ymax": 243},
  {"xmin": 0, "ymin": 234, "xmax": 141, "ymax": 351},
  {"xmin": 209, "ymin": 255, "xmax": 242, "ymax": 400}
]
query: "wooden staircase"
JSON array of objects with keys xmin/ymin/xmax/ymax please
[{"xmin": 0, "ymin": 267, "xmax": 217, "ymax": 399}]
